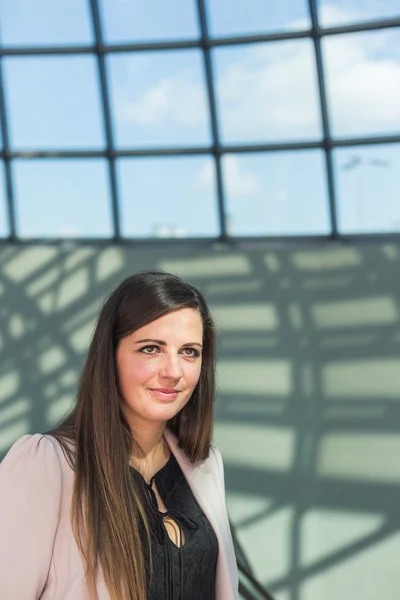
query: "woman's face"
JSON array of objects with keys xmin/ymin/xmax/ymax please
[{"xmin": 116, "ymin": 308, "xmax": 203, "ymax": 428}]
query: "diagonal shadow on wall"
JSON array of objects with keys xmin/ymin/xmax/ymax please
[{"xmin": 1, "ymin": 240, "xmax": 400, "ymax": 600}]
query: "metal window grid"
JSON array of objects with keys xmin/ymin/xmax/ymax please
[{"xmin": 0, "ymin": 0, "xmax": 399, "ymax": 245}]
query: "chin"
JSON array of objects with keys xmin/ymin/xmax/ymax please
[{"xmin": 148, "ymin": 403, "xmax": 187, "ymax": 422}]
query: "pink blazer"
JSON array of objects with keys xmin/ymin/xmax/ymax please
[{"xmin": 0, "ymin": 429, "xmax": 239, "ymax": 600}]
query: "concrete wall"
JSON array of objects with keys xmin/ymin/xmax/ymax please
[{"xmin": 1, "ymin": 241, "xmax": 400, "ymax": 600}]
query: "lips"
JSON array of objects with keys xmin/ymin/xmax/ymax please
[{"xmin": 149, "ymin": 388, "xmax": 181, "ymax": 402}]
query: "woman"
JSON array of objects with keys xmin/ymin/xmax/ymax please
[{"xmin": 0, "ymin": 271, "xmax": 238, "ymax": 600}]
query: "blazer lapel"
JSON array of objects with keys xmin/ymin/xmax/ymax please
[{"xmin": 164, "ymin": 429, "xmax": 238, "ymax": 600}]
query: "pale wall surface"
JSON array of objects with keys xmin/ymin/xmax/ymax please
[{"xmin": 1, "ymin": 241, "xmax": 399, "ymax": 600}]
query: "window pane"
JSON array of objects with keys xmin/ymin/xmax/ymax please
[
  {"xmin": 318, "ymin": 0, "xmax": 400, "ymax": 27},
  {"xmin": 3, "ymin": 56, "xmax": 105, "ymax": 149},
  {"xmin": 117, "ymin": 156, "xmax": 219, "ymax": 237},
  {"xmin": 206, "ymin": 0, "xmax": 311, "ymax": 37},
  {"xmin": 107, "ymin": 50, "xmax": 211, "ymax": 147},
  {"xmin": 323, "ymin": 28, "xmax": 400, "ymax": 139},
  {"xmin": 13, "ymin": 159, "xmax": 113, "ymax": 238},
  {"xmin": 334, "ymin": 144, "xmax": 400, "ymax": 234},
  {"xmin": 213, "ymin": 40, "xmax": 322, "ymax": 144},
  {"xmin": 0, "ymin": 0, "xmax": 93, "ymax": 46},
  {"xmin": 99, "ymin": 0, "xmax": 199, "ymax": 43},
  {"xmin": 0, "ymin": 163, "xmax": 8, "ymax": 237},
  {"xmin": 222, "ymin": 151, "xmax": 330, "ymax": 236}
]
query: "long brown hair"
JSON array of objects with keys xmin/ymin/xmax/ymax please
[{"xmin": 48, "ymin": 271, "xmax": 216, "ymax": 600}]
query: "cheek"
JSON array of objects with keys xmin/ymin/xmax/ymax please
[
  {"xmin": 118, "ymin": 357, "xmax": 155, "ymax": 391},
  {"xmin": 186, "ymin": 363, "xmax": 202, "ymax": 390}
]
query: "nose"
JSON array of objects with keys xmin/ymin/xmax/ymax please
[{"xmin": 160, "ymin": 353, "xmax": 183, "ymax": 380}]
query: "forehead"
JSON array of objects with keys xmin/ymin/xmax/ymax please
[{"xmin": 132, "ymin": 308, "xmax": 203, "ymax": 341}]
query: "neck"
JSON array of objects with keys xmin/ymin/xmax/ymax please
[{"xmin": 129, "ymin": 421, "xmax": 170, "ymax": 479}]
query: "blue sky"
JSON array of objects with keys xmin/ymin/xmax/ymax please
[{"xmin": 0, "ymin": 0, "xmax": 399, "ymax": 238}]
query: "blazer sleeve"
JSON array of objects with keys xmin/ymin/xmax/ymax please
[
  {"xmin": 0, "ymin": 434, "xmax": 62, "ymax": 600},
  {"xmin": 211, "ymin": 444, "xmax": 227, "ymax": 496},
  {"xmin": 211, "ymin": 445, "xmax": 240, "ymax": 596}
]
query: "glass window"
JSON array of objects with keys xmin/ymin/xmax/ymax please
[
  {"xmin": 318, "ymin": 0, "xmax": 400, "ymax": 28},
  {"xmin": 333, "ymin": 144, "xmax": 400, "ymax": 234},
  {"xmin": 0, "ymin": 0, "xmax": 93, "ymax": 46},
  {"xmin": 323, "ymin": 28, "xmax": 400, "ymax": 139},
  {"xmin": 222, "ymin": 150, "xmax": 330, "ymax": 236},
  {"xmin": 117, "ymin": 156, "xmax": 219, "ymax": 238},
  {"xmin": 3, "ymin": 56, "xmax": 105, "ymax": 150},
  {"xmin": 99, "ymin": 0, "xmax": 199, "ymax": 43},
  {"xmin": 0, "ymin": 163, "xmax": 8, "ymax": 237},
  {"xmin": 107, "ymin": 50, "xmax": 211, "ymax": 147},
  {"xmin": 206, "ymin": 0, "xmax": 311, "ymax": 38},
  {"xmin": 13, "ymin": 159, "xmax": 113, "ymax": 238},
  {"xmin": 213, "ymin": 40, "xmax": 323, "ymax": 144}
]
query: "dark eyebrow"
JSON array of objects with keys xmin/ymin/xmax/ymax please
[
  {"xmin": 135, "ymin": 339, "xmax": 166, "ymax": 345},
  {"xmin": 135, "ymin": 338, "xmax": 202, "ymax": 348}
]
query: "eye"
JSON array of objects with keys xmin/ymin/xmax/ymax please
[
  {"xmin": 181, "ymin": 347, "xmax": 200, "ymax": 358},
  {"xmin": 139, "ymin": 345, "xmax": 160, "ymax": 355}
]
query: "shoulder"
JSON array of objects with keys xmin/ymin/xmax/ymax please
[
  {"xmin": 1, "ymin": 434, "xmax": 64, "ymax": 499},
  {"xmin": 0, "ymin": 434, "xmax": 66, "ymax": 536},
  {"xmin": 206, "ymin": 443, "xmax": 221, "ymax": 468},
  {"xmin": 206, "ymin": 442, "xmax": 223, "ymax": 466},
  {"xmin": 202, "ymin": 443, "xmax": 226, "ymax": 492},
  {"xmin": 164, "ymin": 429, "xmax": 226, "ymax": 488},
  {"xmin": 210, "ymin": 443, "xmax": 222, "ymax": 462},
  {"xmin": 1, "ymin": 433, "xmax": 63, "ymax": 470}
]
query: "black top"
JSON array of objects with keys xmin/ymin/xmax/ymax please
[{"xmin": 130, "ymin": 452, "xmax": 218, "ymax": 600}]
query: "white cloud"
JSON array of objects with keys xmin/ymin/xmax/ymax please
[
  {"xmin": 114, "ymin": 3, "xmax": 400, "ymax": 140},
  {"xmin": 318, "ymin": 3, "xmax": 360, "ymax": 26},
  {"xmin": 318, "ymin": 0, "xmax": 400, "ymax": 27},
  {"xmin": 197, "ymin": 155, "xmax": 260, "ymax": 198},
  {"xmin": 196, "ymin": 160, "xmax": 214, "ymax": 188},
  {"xmin": 287, "ymin": 2, "xmax": 360, "ymax": 30},
  {"xmin": 216, "ymin": 41, "xmax": 322, "ymax": 140},
  {"xmin": 217, "ymin": 7, "xmax": 400, "ymax": 140},
  {"xmin": 323, "ymin": 30, "xmax": 400, "ymax": 136},
  {"xmin": 117, "ymin": 68, "xmax": 208, "ymax": 127}
]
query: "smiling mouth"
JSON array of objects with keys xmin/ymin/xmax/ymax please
[{"xmin": 149, "ymin": 388, "xmax": 181, "ymax": 401}]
